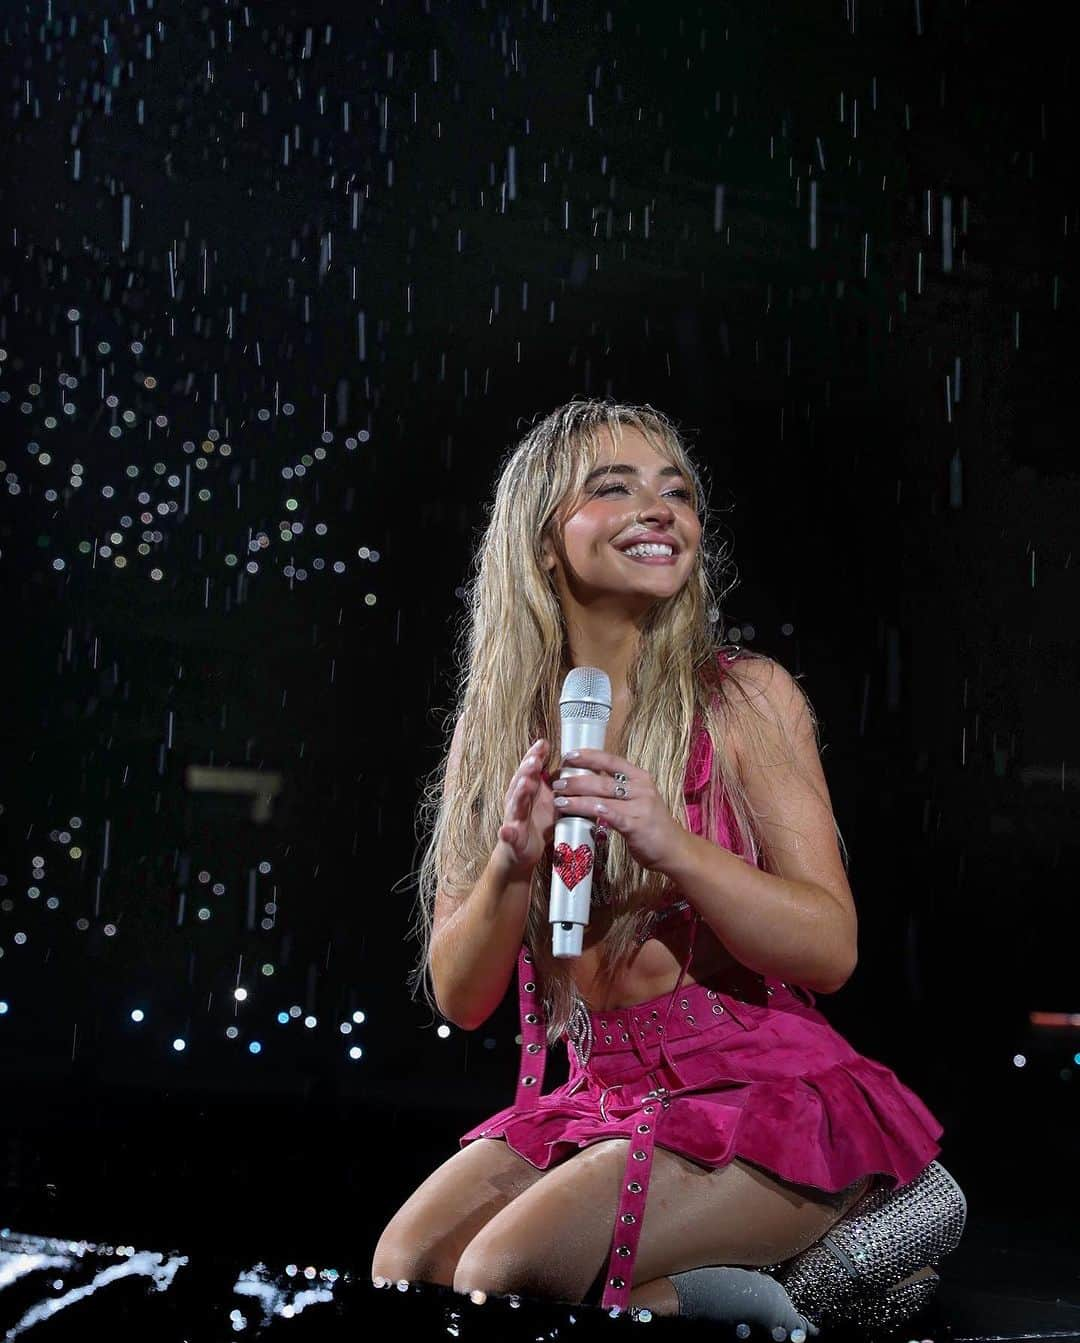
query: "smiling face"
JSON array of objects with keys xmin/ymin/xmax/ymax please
[{"xmin": 541, "ymin": 423, "xmax": 701, "ymax": 616}]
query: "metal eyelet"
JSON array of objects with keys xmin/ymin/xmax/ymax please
[
  {"xmin": 524, "ymin": 981, "xmax": 536, "ymax": 993},
  {"xmin": 679, "ymin": 999, "xmax": 689, "ymax": 1009},
  {"xmin": 686, "ymin": 1014, "xmax": 696, "ymax": 1025},
  {"xmin": 712, "ymin": 1004, "xmax": 724, "ymax": 1015},
  {"xmin": 620, "ymin": 1032, "xmax": 629, "ymax": 1042},
  {"xmin": 521, "ymin": 1075, "xmax": 536, "ymax": 1086},
  {"xmin": 632, "ymin": 1150, "xmax": 647, "ymax": 1162},
  {"xmin": 525, "ymin": 1013, "xmax": 538, "ymax": 1024},
  {"xmin": 609, "ymin": 1276, "xmax": 626, "ymax": 1289},
  {"xmin": 523, "ymin": 952, "xmax": 533, "ymax": 964},
  {"xmin": 621, "ymin": 1212, "xmax": 637, "ymax": 1224},
  {"xmin": 627, "ymin": 1181, "xmax": 643, "ymax": 1194},
  {"xmin": 527, "ymin": 1042, "xmax": 541, "ymax": 1053},
  {"xmin": 616, "ymin": 1245, "xmax": 631, "ymax": 1258},
  {"xmin": 636, "ymin": 1123, "xmax": 650, "ymax": 1134},
  {"xmin": 604, "ymin": 1034, "xmax": 612, "ymax": 1044}
]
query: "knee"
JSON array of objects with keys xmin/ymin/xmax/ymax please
[
  {"xmin": 370, "ymin": 1223, "xmax": 456, "ymax": 1290},
  {"xmin": 452, "ymin": 1230, "xmax": 531, "ymax": 1300}
]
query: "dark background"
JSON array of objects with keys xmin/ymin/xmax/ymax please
[{"xmin": 0, "ymin": 0, "xmax": 1076, "ymax": 1318}]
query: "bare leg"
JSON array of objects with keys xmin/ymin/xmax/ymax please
[
  {"xmin": 371, "ymin": 1138, "xmax": 547, "ymax": 1288},
  {"xmin": 628, "ymin": 1276, "xmax": 680, "ymax": 1316},
  {"xmin": 452, "ymin": 1141, "xmax": 874, "ymax": 1306},
  {"xmin": 626, "ymin": 1169, "xmax": 873, "ymax": 1321}
]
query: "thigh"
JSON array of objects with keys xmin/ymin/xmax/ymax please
[
  {"xmin": 371, "ymin": 1138, "xmax": 548, "ymax": 1286},
  {"xmin": 453, "ymin": 1140, "xmax": 872, "ymax": 1303}
]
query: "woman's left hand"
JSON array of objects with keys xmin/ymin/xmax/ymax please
[{"xmin": 552, "ymin": 749, "xmax": 686, "ymax": 874}]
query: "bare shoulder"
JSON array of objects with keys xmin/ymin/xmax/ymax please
[{"xmin": 715, "ymin": 651, "xmax": 810, "ymax": 777}]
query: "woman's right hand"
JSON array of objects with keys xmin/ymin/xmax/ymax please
[{"xmin": 495, "ymin": 739, "xmax": 556, "ymax": 881}]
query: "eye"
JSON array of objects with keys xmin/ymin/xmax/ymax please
[{"xmin": 596, "ymin": 483, "xmax": 693, "ymax": 501}]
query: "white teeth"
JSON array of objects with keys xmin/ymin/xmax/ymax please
[{"xmin": 622, "ymin": 543, "xmax": 673, "ymax": 558}]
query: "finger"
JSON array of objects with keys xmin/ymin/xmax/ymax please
[
  {"xmin": 554, "ymin": 794, "xmax": 615, "ymax": 820},
  {"xmin": 560, "ymin": 749, "xmax": 634, "ymax": 776}
]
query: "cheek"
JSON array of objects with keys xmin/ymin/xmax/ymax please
[{"xmin": 563, "ymin": 512, "xmax": 610, "ymax": 554}]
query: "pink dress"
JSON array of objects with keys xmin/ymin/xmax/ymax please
[{"xmin": 459, "ymin": 652, "xmax": 944, "ymax": 1314}]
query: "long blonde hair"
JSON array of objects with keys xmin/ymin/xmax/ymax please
[{"xmin": 406, "ymin": 397, "xmax": 846, "ymax": 1047}]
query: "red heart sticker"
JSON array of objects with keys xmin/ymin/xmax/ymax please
[{"xmin": 552, "ymin": 842, "xmax": 594, "ymax": 890}]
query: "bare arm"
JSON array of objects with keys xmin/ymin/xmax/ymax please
[
  {"xmin": 431, "ymin": 847, "xmax": 532, "ymax": 1030},
  {"xmin": 429, "ymin": 717, "xmax": 542, "ymax": 1030}
]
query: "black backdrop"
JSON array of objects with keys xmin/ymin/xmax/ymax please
[{"xmin": 1, "ymin": 0, "xmax": 1076, "ymax": 1284}]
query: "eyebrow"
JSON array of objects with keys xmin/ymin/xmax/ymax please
[{"xmin": 583, "ymin": 463, "xmax": 689, "ymax": 485}]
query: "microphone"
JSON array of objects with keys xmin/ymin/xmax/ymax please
[{"xmin": 550, "ymin": 666, "xmax": 612, "ymax": 958}]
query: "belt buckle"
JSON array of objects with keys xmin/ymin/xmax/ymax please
[{"xmin": 644, "ymin": 1085, "xmax": 671, "ymax": 1110}]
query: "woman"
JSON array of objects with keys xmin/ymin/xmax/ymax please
[{"xmin": 373, "ymin": 399, "xmax": 966, "ymax": 1335}]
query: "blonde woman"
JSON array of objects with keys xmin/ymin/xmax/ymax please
[{"xmin": 373, "ymin": 400, "xmax": 965, "ymax": 1334}]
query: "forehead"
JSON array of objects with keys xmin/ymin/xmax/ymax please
[{"xmin": 588, "ymin": 421, "xmax": 670, "ymax": 466}]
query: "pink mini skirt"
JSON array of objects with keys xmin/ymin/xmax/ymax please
[{"xmin": 460, "ymin": 975, "xmax": 943, "ymax": 1201}]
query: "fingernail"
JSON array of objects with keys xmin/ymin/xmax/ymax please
[
  {"xmin": 555, "ymin": 797, "xmax": 568, "ymax": 806},
  {"xmin": 566, "ymin": 750, "xmax": 580, "ymax": 759}
]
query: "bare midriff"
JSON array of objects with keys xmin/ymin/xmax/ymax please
[{"xmin": 569, "ymin": 897, "xmax": 744, "ymax": 1012}]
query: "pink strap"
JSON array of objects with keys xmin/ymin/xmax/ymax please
[{"xmin": 514, "ymin": 944, "xmax": 546, "ymax": 1110}]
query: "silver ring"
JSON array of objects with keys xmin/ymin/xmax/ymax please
[{"xmin": 613, "ymin": 770, "xmax": 629, "ymax": 800}]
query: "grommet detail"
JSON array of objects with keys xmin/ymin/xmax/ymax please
[
  {"xmin": 686, "ymin": 1014, "xmax": 696, "ymax": 1025},
  {"xmin": 523, "ymin": 952, "xmax": 533, "ymax": 964},
  {"xmin": 656, "ymin": 1025, "xmax": 664, "ymax": 1034},
  {"xmin": 616, "ymin": 1245, "xmax": 631, "ymax": 1258},
  {"xmin": 521, "ymin": 1075, "xmax": 536, "ymax": 1086},
  {"xmin": 524, "ymin": 981, "xmax": 536, "ymax": 993},
  {"xmin": 527, "ymin": 1042, "xmax": 541, "ymax": 1054},
  {"xmin": 636, "ymin": 1123, "xmax": 651, "ymax": 1134},
  {"xmin": 604, "ymin": 1035, "xmax": 612, "ymax": 1044},
  {"xmin": 620, "ymin": 1213, "xmax": 637, "ymax": 1225},
  {"xmin": 649, "ymin": 1009, "xmax": 659, "ymax": 1019},
  {"xmin": 643, "ymin": 1106, "xmax": 655, "ymax": 1115},
  {"xmin": 609, "ymin": 1276, "xmax": 625, "ymax": 1289},
  {"xmin": 620, "ymin": 1032, "xmax": 629, "ymax": 1042},
  {"xmin": 632, "ymin": 1150, "xmax": 647, "ymax": 1162},
  {"xmin": 525, "ymin": 1013, "xmax": 538, "ymax": 1024},
  {"xmin": 627, "ymin": 1181, "xmax": 643, "ymax": 1193},
  {"xmin": 616, "ymin": 1020, "xmax": 624, "ymax": 1029},
  {"xmin": 712, "ymin": 1004, "xmax": 724, "ymax": 1015},
  {"xmin": 600, "ymin": 1020, "xmax": 608, "ymax": 1030},
  {"xmin": 680, "ymin": 999, "xmax": 689, "ymax": 1010},
  {"xmin": 766, "ymin": 986, "xmax": 774, "ymax": 996},
  {"xmin": 706, "ymin": 990, "xmax": 718, "ymax": 999}
]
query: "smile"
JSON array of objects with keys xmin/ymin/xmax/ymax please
[{"xmin": 614, "ymin": 546, "xmax": 678, "ymax": 566}]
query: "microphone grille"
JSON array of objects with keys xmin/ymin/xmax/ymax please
[{"xmin": 560, "ymin": 667, "xmax": 612, "ymax": 723}]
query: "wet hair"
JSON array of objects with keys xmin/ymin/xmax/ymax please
[{"xmin": 406, "ymin": 397, "xmax": 846, "ymax": 1046}]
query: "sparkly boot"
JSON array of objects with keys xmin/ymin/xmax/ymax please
[{"xmin": 772, "ymin": 1160, "xmax": 967, "ymax": 1333}]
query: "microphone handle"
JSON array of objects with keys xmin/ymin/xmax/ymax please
[{"xmin": 550, "ymin": 720, "xmax": 608, "ymax": 958}]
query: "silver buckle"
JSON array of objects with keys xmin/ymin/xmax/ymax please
[{"xmin": 644, "ymin": 1086, "xmax": 671, "ymax": 1109}]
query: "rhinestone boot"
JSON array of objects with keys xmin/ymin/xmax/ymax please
[{"xmin": 772, "ymin": 1160, "xmax": 967, "ymax": 1333}]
